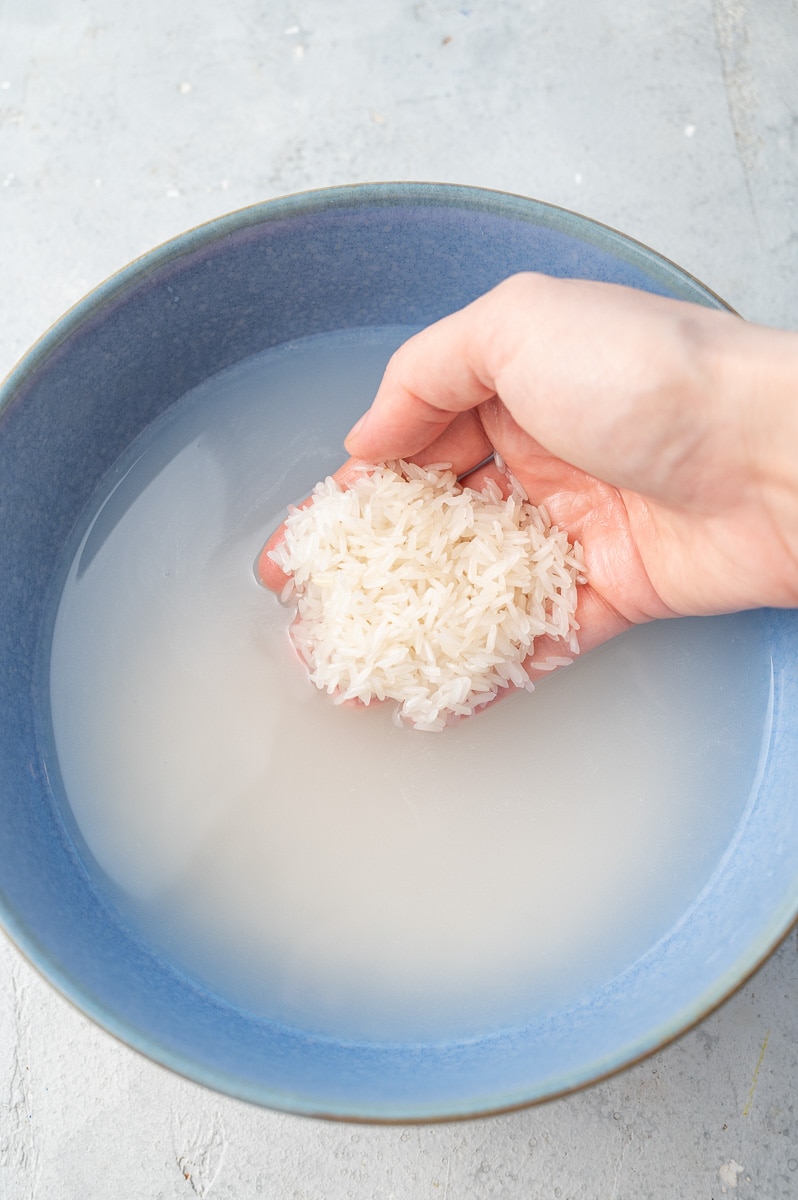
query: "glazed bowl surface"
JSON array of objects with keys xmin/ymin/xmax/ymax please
[{"xmin": 1, "ymin": 183, "xmax": 796, "ymax": 1120}]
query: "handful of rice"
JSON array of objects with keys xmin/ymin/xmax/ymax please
[{"xmin": 269, "ymin": 461, "xmax": 585, "ymax": 732}]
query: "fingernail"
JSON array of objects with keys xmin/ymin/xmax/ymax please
[{"xmin": 345, "ymin": 411, "xmax": 369, "ymax": 447}]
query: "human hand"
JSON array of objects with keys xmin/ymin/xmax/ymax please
[{"xmin": 261, "ymin": 272, "xmax": 798, "ymax": 668}]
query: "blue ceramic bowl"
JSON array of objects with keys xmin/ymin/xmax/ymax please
[{"xmin": 1, "ymin": 183, "xmax": 797, "ymax": 1121}]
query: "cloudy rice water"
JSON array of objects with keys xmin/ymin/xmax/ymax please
[{"xmin": 47, "ymin": 328, "xmax": 773, "ymax": 1043}]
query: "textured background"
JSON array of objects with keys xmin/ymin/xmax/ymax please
[{"xmin": 1, "ymin": 1, "xmax": 797, "ymax": 1196}]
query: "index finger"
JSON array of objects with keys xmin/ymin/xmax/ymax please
[{"xmin": 343, "ymin": 287, "xmax": 506, "ymax": 462}]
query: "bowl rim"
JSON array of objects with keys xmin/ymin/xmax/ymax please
[
  {"xmin": 1, "ymin": 907, "xmax": 796, "ymax": 1124},
  {"xmin": 4, "ymin": 181, "xmax": 790, "ymax": 1125},
  {"xmin": 0, "ymin": 180, "xmax": 735, "ymax": 406}
]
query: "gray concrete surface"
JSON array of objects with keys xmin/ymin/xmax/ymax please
[{"xmin": 1, "ymin": 1, "xmax": 797, "ymax": 1196}]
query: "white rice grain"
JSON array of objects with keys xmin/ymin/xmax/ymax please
[{"xmin": 268, "ymin": 461, "xmax": 585, "ymax": 730}]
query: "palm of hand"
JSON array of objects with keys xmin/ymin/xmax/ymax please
[{"xmin": 259, "ymin": 401, "xmax": 674, "ymax": 667}]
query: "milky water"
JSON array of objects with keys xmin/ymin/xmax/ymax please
[{"xmin": 48, "ymin": 327, "xmax": 773, "ymax": 1043}]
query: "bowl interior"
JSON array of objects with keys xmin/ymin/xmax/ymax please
[{"xmin": 1, "ymin": 184, "xmax": 797, "ymax": 1120}]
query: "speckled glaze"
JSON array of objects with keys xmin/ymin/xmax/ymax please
[{"xmin": 1, "ymin": 184, "xmax": 796, "ymax": 1121}]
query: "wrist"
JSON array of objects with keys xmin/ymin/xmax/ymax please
[{"xmin": 716, "ymin": 317, "xmax": 798, "ymax": 605}]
